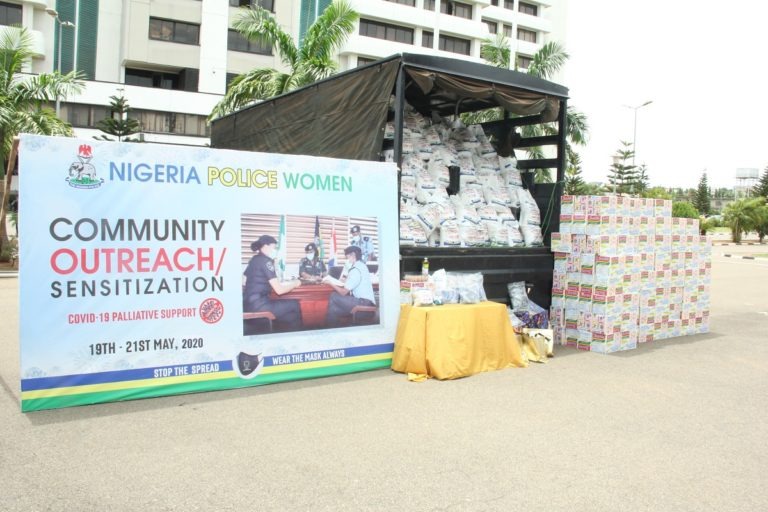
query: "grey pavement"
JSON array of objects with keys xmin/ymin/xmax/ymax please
[{"xmin": 1, "ymin": 248, "xmax": 767, "ymax": 512}]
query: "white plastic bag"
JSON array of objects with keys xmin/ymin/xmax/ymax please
[
  {"xmin": 416, "ymin": 202, "xmax": 444, "ymax": 236},
  {"xmin": 504, "ymin": 219, "xmax": 525, "ymax": 247},
  {"xmin": 438, "ymin": 220, "xmax": 462, "ymax": 247},
  {"xmin": 508, "ymin": 281, "xmax": 529, "ymax": 313},
  {"xmin": 401, "ymin": 176, "xmax": 417, "ymax": 201},
  {"xmin": 453, "ymin": 272, "xmax": 486, "ymax": 304}
]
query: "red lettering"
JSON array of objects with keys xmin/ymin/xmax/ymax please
[
  {"xmin": 153, "ymin": 248, "xmax": 174, "ymax": 272},
  {"xmin": 117, "ymin": 248, "xmax": 134, "ymax": 272},
  {"xmin": 51, "ymin": 248, "xmax": 78, "ymax": 274},
  {"xmin": 198, "ymin": 247, "xmax": 214, "ymax": 271},
  {"xmin": 136, "ymin": 247, "xmax": 150, "ymax": 272},
  {"xmin": 173, "ymin": 248, "xmax": 194, "ymax": 272}
]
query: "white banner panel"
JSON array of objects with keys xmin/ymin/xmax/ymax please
[{"xmin": 18, "ymin": 135, "xmax": 398, "ymax": 411}]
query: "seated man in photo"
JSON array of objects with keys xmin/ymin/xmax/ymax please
[{"xmin": 324, "ymin": 246, "xmax": 376, "ymax": 327}]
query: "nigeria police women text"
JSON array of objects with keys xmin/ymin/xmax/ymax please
[{"xmin": 243, "ymin": 235, "xmax": 302, "ymax": 331}]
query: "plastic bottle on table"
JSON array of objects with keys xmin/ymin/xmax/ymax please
[{"xmin": 422, "ymin": 257, "xmax": 429, "ymax": 277}]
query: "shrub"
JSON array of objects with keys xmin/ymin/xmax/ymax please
[{"xmin": 672, "ymin": 201, "xmax": 699, "ymax": 219}]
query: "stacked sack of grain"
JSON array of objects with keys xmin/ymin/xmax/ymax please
[{"xmin": 395, "ymin": 103, "xmax": 541, "ymax": 248}]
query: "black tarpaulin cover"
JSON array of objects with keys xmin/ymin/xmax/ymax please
[
  {"xmin": 210, "ymin": 54, "xmax": 567, "ymax": 161},
  {"xmin": 210, "ymin": 59, "xmax": 400, "ymax": 161}
]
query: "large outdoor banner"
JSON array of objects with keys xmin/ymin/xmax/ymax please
[{"xmin": 18, "ymin": 135, "xmax": 399, "ymax": 412}]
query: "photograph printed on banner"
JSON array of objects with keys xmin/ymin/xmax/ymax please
[{"xmin": 241, "ymin": 214, "xmax": 380, "ymax": 336}]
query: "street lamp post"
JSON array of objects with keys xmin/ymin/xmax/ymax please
[
  {"xmin": 45, "ymin": 8, "xmax": 75, "ymax": 118},
  {"xmin": 624, "ymin": 100, "xmax": 653, "ymax": 169}
]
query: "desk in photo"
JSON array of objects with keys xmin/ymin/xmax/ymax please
[
  {"xmin": 269, "ymin": 283, "xmax": 380, "ymax": 329},
  {"xmin": 391, "ymin": 302, "xmax": 527, "ymax": 381},
  {"xmin": 270, "ymin": 283, "xmax": 335, "ymax": 328}
]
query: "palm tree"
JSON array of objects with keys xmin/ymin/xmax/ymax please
[
  {"xmin": 480, "ymin": 33, "xmax": 511, "ymax": 69},
  {"xmin": 747, "ymin": 198, "xmax": 768, "ymax": 243},
  {"xmin": 210, "ymin": 0, "xmax": 357, "ymax": 119},
  {"xmin": 472, "ymin": 38, "xmax": 589, "ymax": 183},
  {"xmin": 723, "ymin": 199, "xmax": 756, "ymax": 243},
  {"xmin": 0, "ymin": 27, "xmax": 83, "ymax": 252}
]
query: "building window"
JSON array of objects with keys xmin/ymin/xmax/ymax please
[
  {"xmin": 359, "ymin": 19, "xmax": 414, "ymax": 45},
  {"xmin": 422, "ymin": 30, "xmax": 433, "ymax": 48},
  {"xmin": 385, "ymin": 0, "xmax": 415, "ymax": 5},
  {"xmin": 66, "ymin": 104, "xmax": 110, "ymax": 128},
  {"xmin": 64, "ymin": 104, "xmax": 209, "ymax": 137},
  {"xmin": 439, "ymin": 34, "xmax": 470, "ymax": 55},
  {"xmin": 149, "ymin": 18, "xmax": 200, "ymax": 45},
  {"xmin": 504, "ymin": 0, "xmax": 514, "ymax": 9},
  {"xmin": 440, "ymin": 1, "xmax": 472, "ymax": 19},
  {"xmin": 0, "ymin": 1, "xmax": 21, "ymax": 26},
  {"xmin": 483, "ymin": 19, "xmax": 497, "ymax": 34},
  {"xmin": 517, "ymin": 27, "xmax": 537, "ymax": 43},
  {"xmin": 227, "ymin": 29, "xmax": 271, "ymax": 54},
  {"xmin": 125, "ymin": 68, "xmax": 180, "ymax": 90},
  {"xmin": 490, "ymin": 0, "xmax": 498, "ymax": 5},
  {"xmin": 517, "ymin": 54, "xmax": 533, "ymax": 69},
  {"xmin": 424, "ymin": 0, "xmax": 435, "ymax": 10},
  {"xmin": 357, "ymin": 56, "xmax": 376, "ymax": 67},
  {"xmin": 133, "ymin": 109, "xmax": 210, "ymax": 137},
  {"xmin": 226, "ymin": 72, "xmax": 239, "ymax": 91},
  {"xmin": 502, "ymin": 24, "xmax": 512, "ymax": 37},
  {"xmin": 518, "ymin": 1, "xmax": 538, "ymax": 16},
  {"xmin": 229, "ymin": 0, "xmax": 274, "ymax": 11}
]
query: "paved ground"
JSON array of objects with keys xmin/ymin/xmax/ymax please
[{"xmin": 1, "ymin": 245, "xmax": 767, "ymax": 511}]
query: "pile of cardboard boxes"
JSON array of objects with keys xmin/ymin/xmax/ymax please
[{"xmin": 549, "ymin": 195, "xmax": 711, "ymax": 354}]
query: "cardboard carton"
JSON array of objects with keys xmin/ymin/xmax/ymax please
[{"xmin": 551, "ymin": 232, "xmax": 571, "ymax": 253}]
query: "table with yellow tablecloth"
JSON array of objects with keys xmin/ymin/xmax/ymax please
[{"xmin": 391, "ymin": 302, "xmax": 527, "ymax": 381}]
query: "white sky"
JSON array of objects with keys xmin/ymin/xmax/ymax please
[{"xmin": 563, "ymin": 0, "xmax": 768, "ymax": 189}]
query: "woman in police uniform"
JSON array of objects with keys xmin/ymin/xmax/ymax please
[
  {"xmin": 243, "ymin": 235, "xmax": 302, "ymax": 332},
  {"xmin": 299, "ymin": 242, "xmax": 327, "ymax": 283}
]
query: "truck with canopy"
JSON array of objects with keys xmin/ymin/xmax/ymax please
[{"xmin": 210, "ymin": 53, "xmax": 569, "ymax": 308}]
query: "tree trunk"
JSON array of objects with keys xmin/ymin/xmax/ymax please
[
  {"xmin": 731, "ymin": 226, "xmax": 741, "ymax": 243},
  {"xmin": 0, "ymin": 138, "xmax": 19, "ymax": 254}
]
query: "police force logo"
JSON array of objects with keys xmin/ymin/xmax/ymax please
[{"xmin": 66, "ymin": 144, "xmax": 104, "ymax": 189}]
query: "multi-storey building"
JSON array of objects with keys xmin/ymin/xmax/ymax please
[
  {"xmin": 5, "ymin": 0, "xmax": 564, "ymax": 146},
  {"xmin": 334, "ymin": 0, "xmax": 564, "ymax": 73}
]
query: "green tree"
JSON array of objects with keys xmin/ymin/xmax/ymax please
[
  {"xmin": 672, "ymin": 201, "xmax": 699, "ymax": 219},
  {"xmin": 670, "ymin": 187, "xmax": 695, "ymax": 202},
  {"xmin": 747, "ymin": 198, "xmax": 768, "ymax": 243},
  {"xmin": 472, "ymin": 38, "xmax": 589, "ymax": 184},
  {"xmin": 564, "ymin": 147, "xmax": 586, "ymax": 195},
  {"xmin": 753, "ymin": 166, "xmax": 768, "ymax": 199},
  {"xmin": 210, "ymin": 0, "xmax": 357, "ymax": 119},
  {"xmin": 635, "ymin": 163, "xmax": 649, "ymax": 194},
  {"xmin": 723, "ymin": 198, "xmax": 757, "ymax": 243},
  {"xmin": 607, "ymin": 141, "xmax": 637, "ymax": 194},
  {"xmin": 0, "ymin": 27, "xmax": 83, "ymax": 252},
  {"xmin": 641, "ymin": 186, "xmax": 673, "ymax": 200},
  {"xmin": 694, "ymin": 171, "xmax": 711, "ymax": 215},
  {"xmin": 581, "ymin": 182, "xmax": 605, "ymax": 196},
  {"xmin": 95, "ymin": 94, "xmax": 141, "ymax": 142},
  {"xmin": 480, "ymin": 33, "xmax": 510, "ymax": 70},
  {"xmin": 699, "ymin": 217, "xmax": 718, "ymax": 235},
  {"xmin": 713, "ymin": 187, "xmax": 735, "ymax": 199}
]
